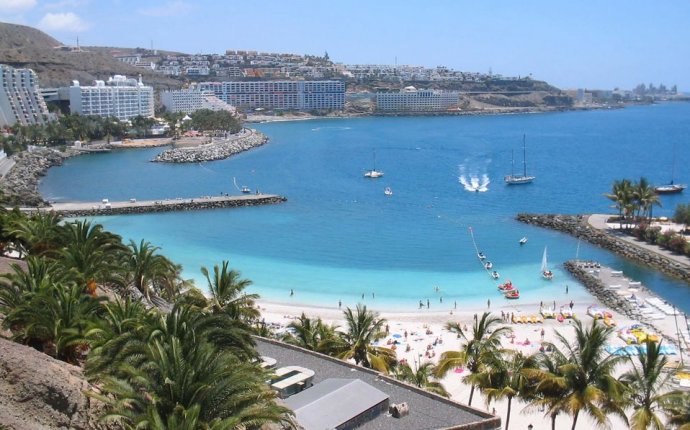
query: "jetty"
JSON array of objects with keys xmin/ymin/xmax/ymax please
[{"xmin": 22, "ymin": 194, "xmax": 287, "ymax": 218}]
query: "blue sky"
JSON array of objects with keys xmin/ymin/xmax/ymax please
[{"xmin": 1, "ymin": 0, "xmax": 690, "ymax": 91}]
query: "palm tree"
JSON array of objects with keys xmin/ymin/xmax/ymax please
[
  {"xmin": 281, "ymin": 312, "xmax": 343, "ymax": 354},
  {"xmin": 434, "ymin": 312, "xmax": 512, "ymax": 406},
  {"xmin": 549, "ymin": 318, "xmax": 627, "ymax": 430},
  {"xmin": 88, "ymin": 304, "xmax": 293, "ymax": 428},
  {"xmin": 619, "ymin": 340, "xmax": 681, "ymax": 430},
  {"xmin": 523, "ymin": 345, "xmax": 570, "ymax": 430},
  {"xmin": 661, "ymin": 391, "xmax": 690, "ymax": 429},
  {"xmin": 124, "ymin": 239, "xmax": 177, "ymax": 301},
  {"xmin": 7, "ymin": 211, "xmax": 63, "ymax": 257},
  {"xmin": 58, "ymin": 220, "xmax": 126, "ymax": 288},
  {"xmin": 479, "ymin": 351, "xmax": 537, "ymax": 430},
  {"xmin": 202, "ymin": 261, "xmax": 259, "ymax": 322},
  {"xmin": 634, "ymin": 177, "xmax": 661, "ymax": 221},
  {"xmin": 338, "ymin": 304, "xmax": 395, "ymax": 372},
  {"xmin": 394, "ymin": 361, "xmax": 450, "ymax": 397},
  {"xmin": 605, "ymin": 179, "xmax": 635, "ymax": 229}
]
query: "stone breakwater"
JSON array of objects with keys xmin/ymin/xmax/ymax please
[
  {"xmin": 0, "ymin": 148, "xmax": 77, "ymax": 207},
  {"xmin": 516, "ymin": 213, "xmax": 690, "ymax": 283},
  {"xmin": 152, "ymin": 129, "xmax": 268, "ymax": 163},
  {"xmin": 45, "ymin": 195, "xmax": 287, "ymax": 218}
]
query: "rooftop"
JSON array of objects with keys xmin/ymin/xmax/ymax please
[{"xmin": 255, "ymin": 337, "xmax": 500, "ymax": 430}]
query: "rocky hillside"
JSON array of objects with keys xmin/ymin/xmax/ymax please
[
  {"xmin": 0, "ymin": 22, "xmax": 179, "ymax": 90},
  {"xmin": 0, "ymin": 337, "xmax": 113, "ymax": 429}
]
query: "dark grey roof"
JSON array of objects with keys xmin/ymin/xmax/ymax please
[
  {"xmin": 284, "ymin": 378, "xmax": 388, "ymax": 430},
  {"xmin": 255, "ymin": 337, "xmax": 500, "ymax": 430}
]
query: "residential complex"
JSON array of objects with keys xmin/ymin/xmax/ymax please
[
  {"xmin": 376, "ymin": 86, "xmax": 460, "ymax": 112},
  {"xmin": 161, "ymin": 87, "xmax": 236, "ymax": 114},
  {"xmin": 67, "ymin": 75, "xmax": 154, "ymax": 120},
  {"xmin": 0, "ymin": 64, "xmax": 51, "ymax": 127},
  {"xmin": 198, "ymin": 80, "xmax": 345, "ymax": 111}
]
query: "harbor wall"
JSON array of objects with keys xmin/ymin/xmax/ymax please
[
  {"xmin": 516, "ymin": 213, "xmax": 690, "ymax": 283},
  {"xmin": 38, "ymin": 195, "xmax": 287, "ymax": 218}
]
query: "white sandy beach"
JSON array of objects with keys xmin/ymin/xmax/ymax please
[{"xmin": 257, "ymin": 257, "xmax": 690, "ymax": 429}]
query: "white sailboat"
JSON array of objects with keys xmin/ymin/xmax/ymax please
[
  {"xmin": 541, "ymin": 246, "xmax": 553, "ymax": 280},
  {"xmin": 655, "ymin": 143, "xmax": 686, "ymax": 194},
  {"xmin": 364, "ymin": 150, "xmax": 384, "ymax": 178},
  {"xmin": 505, "ymin": 135, "xmax": 535, "ymax": 185}
]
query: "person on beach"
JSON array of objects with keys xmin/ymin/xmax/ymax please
[
  {"xmin": 419, "ymin": 300, "xmax": 423, "ymax": 309},
  {"xmin": 487, "ymin": 298, "xmax": 491, "ymax": 309},
  {"xmin": 569, "ymin": 300, "xmax": 574, "ymax": 310},
  {"xmin": 338, "ymin": 299, "xmax": 341, "ymax": 309},
  {"xmin": 427, "ymin": 299, "xmax": 430, "ymax": 308},
  {"xmin": 440, "ymin": 296, "xmax": 443, "ymax": 303},
  {"xmin": 290, "ymin": 289, "xmax": 294, "ymax": 297},
  {"xmin": 540, "ymin": 328, "xmax": 545, "ymax": 341},
  {"xmin": 454, "ymin": 300, "xmax": 457, "ymax": 309},
  {"xmin": 566, "ymin": 284, "xmax": 569, "ymax": 294}
]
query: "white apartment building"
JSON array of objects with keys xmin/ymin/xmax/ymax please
[
  {"xmin": 68, "ymin": 75, "xmax": 154, "ymax": 120},
  {"xmin": 161, "ymin": 88, "xmax": 236, "ymax": 114},
  {"xmin": 198, "ymin": 80, "xmax": 344, "ymax": 111},
  {"xmin": 375, "ymin": 86, "xmax": 460, "ymax": 112},
  {"xmin": 0, "ymin": 64, "xmax": 51, "ymax": 127}
]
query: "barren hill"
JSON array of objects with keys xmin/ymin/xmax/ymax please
[{"xmin": 0, "ymin": 22, "xmax": 179, "ymax": 90}]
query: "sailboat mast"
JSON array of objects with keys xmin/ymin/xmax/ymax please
[
  {"xmin": 522, "ymin": 134, "xmax": 527, "ymax": 177},
  {"xmin": 511, "ymin": 149, "xmax": 515, "ymax": 177},
  {"xmin": 671, "ymin": 143, "xmax": 677, "ymax": 185}
]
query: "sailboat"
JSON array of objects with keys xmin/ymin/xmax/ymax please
[
  {"xmin": 505, "ymin": 135, "xmax": 535, "ymax": 185},
  {"xmin": 655, "ymin": 143, "xmax": 686, "ymax": 194},
  {"xmin": 541, "ymin": 246, "xmax": 553, "ymax": 280},
  {"xmin": 364, "ymin": 150, "xmax": 384, "ymax": 178}
]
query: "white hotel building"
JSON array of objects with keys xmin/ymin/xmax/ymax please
[
  {"xmin": 161, "ymin": 87, "xmax": 236, "ymax": 114},
  {"xmin": 375, "ymin": 86, "xmax": 460, "ymax": 112},
  {"xmin": 198, "ymin": 80, "xmax": 345, "ymax": 111},
  {"xmin": 68, "ymin": 75, "xmax": 154, "ymax": 120},
  {"xmin": 0, "ymin": 64, "xmax": 51, "ymax": 127}
]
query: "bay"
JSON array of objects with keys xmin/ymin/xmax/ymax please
[{"xmin": 39, "ymin": 103, "xmax": 690, "ymax": 312}]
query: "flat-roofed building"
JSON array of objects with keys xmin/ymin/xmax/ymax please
[
  {"xmin": 198, "ymin": 80, "xmax": 344, "ymax": 111},
  {"xmin": 376, "ymin": 86, "xmax": 460, "ymax": 112},
  {"xmin": 256, "ymin": 337, "xmax": 500, "ymax": 430},
  {"xmin": 0, "ymin": 64, "xmax": 51, "ymax": 127},
  {"xmin": 161, "ymin": 88, "xmax": 236, "ymax": 114},
  {"xmin": 67, "ymin": 75, "xmax": 154, "ymax": 120}
]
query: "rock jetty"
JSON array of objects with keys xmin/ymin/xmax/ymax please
[
  {"xmin": 45, "ymin": 195, "xmax": 287, "ymax": 218},
  {"xmin": 152, "ymin": 129, "xmax": 268, "ymax": 163},
  {"xmin": 517, "ymin": 213, "xmax": 690, "ymax": 283},
  {"xmin": 0, "ymin": 148, "xmax": 77, "ymax": 207}
]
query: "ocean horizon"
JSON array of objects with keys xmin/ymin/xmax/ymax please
[{"xmin": 40, "ymin": 103, "xmax": 690, "ymax": 313}]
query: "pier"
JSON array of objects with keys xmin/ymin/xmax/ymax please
[{"xmin": 23, "ymin": 194, "xmax": 287, "ymax": 217}]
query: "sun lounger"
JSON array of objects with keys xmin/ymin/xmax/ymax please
[{"xmin": 611, "ymin": 270, "xmax": 624, "ymax": 277}]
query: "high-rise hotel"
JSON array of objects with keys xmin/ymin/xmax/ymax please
[
  {"xmin": 0, "ymin": 65, "xmax": 51, "ymax": 127},
  {"xmin": 68, "ymin": 75, "xmax": 154, "ymax": 120},
  {"xmin": 198, "ymin": 80, "xmax": 345, "ymax": 111}
]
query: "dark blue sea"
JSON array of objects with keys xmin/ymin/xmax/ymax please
[{"xmin": 40, "ymin": 103, "xmax": 690, "ymax": 312}]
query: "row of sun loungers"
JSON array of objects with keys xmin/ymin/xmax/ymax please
[
  {"xmin": 511, "ymin": 314, "xmax": 544, "ymax": 324},
  {"xmin": 645, "ymin": 297, "xmax": 680, "ymax": 315}
]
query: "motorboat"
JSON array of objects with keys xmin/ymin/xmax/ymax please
[
  {"xmin": 241, "ymin": 186, "xmax": 251, "ymax": 193},
  {"xmin": 498, "ymin": 281, "xmax": 514, "ymax": 291},
  {"xmin": 519, "ymin": 237, "xmax": 528, "ymax": 245},
  {"xmin": 477, "ymin": 251, "xmax": 486, "ymax": 260},
  {"xmin": 491, "ymin": 270, "xmax": 500, "ymax": 280},
  {"xmin": 484, "ymin": 261, "xmax": 493, "ymax": 270},
  {"xmin": 384, "ymin": 187, "xmax": 393, "ymax": 196}
]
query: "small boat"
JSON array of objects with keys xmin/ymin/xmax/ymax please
[
  {"xmin": 491, "ymin": 270, "xmax": 500, "ymax": 280},
  {"xmin": 241, "ymin": 186, "xmax": 251, "ymax": 194},
  {"xmin": 504, "ymin": 135, "xmax": 535, "ymax": 185},
  {"xmin": 484, "ymin": 261, "xmax": 493, "ymax": 270},
  {"xmin": 519, "ymin": 237, "xmax": 528, "ymax": 245},
  {"xmin": 504, "ymin": 289, "xmax": 520, "ymax": 299},
  {"xmin": 364, "ymin": 150, "xmax": 384, "ymax": 178},
  {"xmin": 477, "ymin": 251, "xmax": 486, "ymax": 260},
  {"xmin": 498, "ymin": 281, "xmax": 514, "ymax": 291},
  {"xmin": 384, "ymin": 187, "xmax": 393, "ymax": 196},
  {"xmin": 541, "ymin": 246, "xmax": 553, "ymax": 280}
]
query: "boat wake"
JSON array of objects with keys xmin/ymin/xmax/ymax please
[{"xmin": 458, "ymin": 164, "xmax": 490, "ymax": 192}]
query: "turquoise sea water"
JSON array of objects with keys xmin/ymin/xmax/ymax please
[{"xmin": 40, "ymin": 103, "xmax": 690, "ymax": 313}]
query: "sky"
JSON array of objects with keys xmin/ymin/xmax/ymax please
[{"xmin": 1, "ymin": 0, "xmax": 690, "ymax": 91}]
